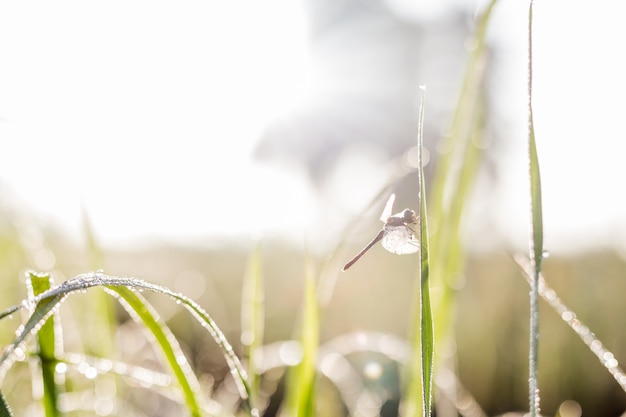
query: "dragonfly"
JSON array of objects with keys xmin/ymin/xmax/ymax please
[{"xmin": 342, "ymin": 193, "xmax": 420, "ymax": 271}]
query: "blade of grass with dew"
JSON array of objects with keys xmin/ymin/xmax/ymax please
[
  {"xmin": 527, "ymin": 1, "xmax": 543, "ymax": 415},
  {"xmin": 427, "ymin": 0, "xmax": 498, "ymax": 362},
  {"xmin": 0, "ymin": 273, "xmax": 255, "ymax": 414},
  {"xmin": 0, "ymin": 390, "xmax": 14, "ymax": 417},
  {"xmin": 284, "ymin": 258, "xmax": 319, "ymax": 417},
  {"xmin": 513, "ymin": 255, "xmax": 626, "ymax": 393},
  {"xmin": 109, "ymin": 286, "xmax": 204, "ymax": 417},
  {"xmin": 0, "ymin": 286, "xmax": 67, "ymax": 385},
  {"xmin": 241, "ymin": 243, "xmax": 264, "ymax": 407},
  {"xmin": 27, "ymin": 272, "xmax": 61, "ymax": 417},
  {"xmin": 405, "ymin": 86, "xmax": 434, "ymax": 417}
]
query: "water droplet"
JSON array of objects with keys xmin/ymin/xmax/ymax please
[
  {"xmin": 14, "ymin": 346, "xmax": 26, "ymax": 361},
  {"xmin": 55, "ymin": 362, "xmax": 68, "ymax": 374},
  {"xmin": 363, "ymin": 361, "xmax": 383, "ymax": 380},
  {"xmin": 85, "ymin": 366, "xmax": 98, "ymax": 379},
  {"xmin": 279, "ymin": 341, "xmax": 302, "ymax": 366}
]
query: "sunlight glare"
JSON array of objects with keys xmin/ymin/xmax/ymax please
[{"xmin": 0, "ymin": 0, "xmax": 318, "ymax": 246}]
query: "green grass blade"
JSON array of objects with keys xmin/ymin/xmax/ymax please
[
  {"xmin": 0, "ymin": 285, "xmax": 67, "ymax": 385},
  {"xmin": 27, "ymin": 272, "xmax": 61, "ymax": 417},
  {"xmin": 429, "ymin": 0, "xmax": 497, "ymax": 223},
  {"xmin": 405, "ymin": 87, "xmax": 434, "ymax": 417},
  {"xmin": 514, "ymin": 255, "xmax": 626, "ymax": 393},
  {"xmin": 427, "ymin": 0, "xmax": 497, "ymax": 357},
  {"xmin": 241, "ymin": 243, "xmax": 264, "ymax": 406},
  {"xmin": 284, "ymin": 258, "xmax": 319, "ymax": 417},
  {"xmin": 527, "ymin": 1, "xmax": 543, "ymax": 416},
  {"xmin": 0, "ymin": 274, "xmax": 254, "ymax": 415},
  {"xmin": 527, "ymin": 4, "xmax": 543, "ymax": 274},
  {"xmin": 108, "ymin": 286, "xmax": 204, "ymax": 417},
  {"xmin": 418, "ymin": 88, "xmax": 434, "ymax": 417},
  {"xmin": 0, "ymin": 391, "xmax": 14, "ymax": 417}
]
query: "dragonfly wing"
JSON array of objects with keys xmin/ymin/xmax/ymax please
[
  {"xmin": 381, "ymin": 226, "xmax": 420, "ymax": 254},
  {"xmin": 380, "ymin": 193, "xmax": 396, "ymax": 222}
]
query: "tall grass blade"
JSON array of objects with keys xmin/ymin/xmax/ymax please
[
  {"xmin": 427, "ymin": 0, "xmax": 497, "ymax": 362},
  {"xmin": 241, "ymin": 243, "xmax": 264, "ymax": 406},
  {"xmin": 284, "ymin": 258, "xmax": 319, "ymax": 417},
  {"xmin": 27, "ymin": 272, "xmax": 61, "ymax": 417},
  {"xmin": 405, "ymin": 86, "xmax": 434, "ymax": 417},
  {"xmin": 527, "ymin": 1, "xmax": 543, "ymax": 416},
  {"xmin": 109, "ymin": 286, "xmax": 204, "ymax": 417},
  {"xmin": 0, "ymin": 390, "xmax": 14, "ymax": 417}
]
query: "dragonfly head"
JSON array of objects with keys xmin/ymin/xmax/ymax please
[{"xmin": 402, "ymin": 209, "xmax": 418, "ymax": 223}]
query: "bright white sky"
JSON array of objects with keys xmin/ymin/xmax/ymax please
[{"xmin": 1, "ymin": 0, "xmax": 626, "ymax": 254}]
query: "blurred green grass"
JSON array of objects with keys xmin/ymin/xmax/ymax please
[{"xmin": 2, "ymin": 226, "xmax": 626, "ymax": 415}]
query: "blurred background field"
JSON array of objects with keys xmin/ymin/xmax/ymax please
[
  {"xmin": 2, "ymin": 0, "xmax": 626, "ymax": 416},
  {"xmin": 2, "ymin": 232, "xmax": 626, "ymax": 415}
]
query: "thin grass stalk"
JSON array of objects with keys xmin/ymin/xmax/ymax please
[
  {"xmin": 418, "ymin": 88, "xmax": 434, "ymax": 417},
  {"xmin": 514, "ymin": 255, "xmax": 626, "ymax": 393},
  {"xmin": 405, "ymin": 86, "xmax": 434, "ymax": 417},
  {"xmin": 27, "ymin": 272, "xmax": 61, "ymax": 417},
  {"xmin": 241, "ymin": 243, "xmax": 264, "ymax": 407},
  {"xmin": 527, "ymin": 1, "xmax": 543, "ymax": 415}
]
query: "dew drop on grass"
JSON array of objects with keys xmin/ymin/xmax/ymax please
[
  {"xmin": 85, "ymin": 366, "xmax": 98, "ymax": 379},
  {"xmin": 55, "ymin": 362, "xmax": 68, "ymax": 374},
  {"xmin": 363, "ymin": 361, "xmax": 383, "ymax": 380},
  {"xmin": 558, "ymin": 400, "xmax": 582, "ymax": 417},
  {"xmin": 278, "ymin": 341, "xmax": 302, "ymax": 366},
  {"xmin": 21, "ymin": 298, "xmax": 35, "ymax": 310}
]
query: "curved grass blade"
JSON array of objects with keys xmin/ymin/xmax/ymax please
[
  {"xmin": 107, "ymin": 286, "xmax": 204, "ymax": 417},
  {"xmin": 405, "ymin": 86, "xmax": 434, "ymax": 417},
  {"xmin": 0, "ymin": 273, "xmax": 255, "ymax": 415},
  {"xmin": 0, "ymin": 287, "xmax": 67, "ymax": 385},
  {"xmin": 27, "ymin": 271, "xmax": 62, "ymax": 417},
  {"xmin": 527, "ymin": 2, "xmax": 543, "ymax": 416}
]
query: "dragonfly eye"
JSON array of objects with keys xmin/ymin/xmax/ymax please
[{"xmin": 403, "ymin": 209, "xmax": 417, "ymax": 222}]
